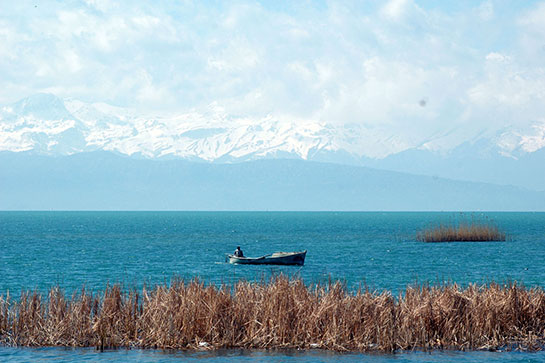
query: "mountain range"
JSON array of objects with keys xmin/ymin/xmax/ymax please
[
  {"xmin": 1, "ymin": 151, "xmax": 544, "ymax": 211},
  {"xmin": 1, "ymin": 93, "xmax": 544, "ymax": 210}
]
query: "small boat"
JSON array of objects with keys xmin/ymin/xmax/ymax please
[{"xmin": 226, "ymin": 250, "xmax": 307, "ymax": 266}]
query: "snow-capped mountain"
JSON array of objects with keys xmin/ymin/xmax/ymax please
[
  {"xmin": 1, "ymin": 93, "xmax": 545, "ymax": 190},
  {"xmin": 2, "ymin": 93, "xmax": 544, "ymax": 162},
  {"xmin": 0, "ymin": 93, "xmax": 409, "ymax": 161}
]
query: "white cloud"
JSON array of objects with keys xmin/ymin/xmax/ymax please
[
  {"xmin": 485, "ymin": 52, "xmax": 511, "ymax": 62},
  {"xmin": 83, "ymin": 0, "xmax": 116, "ymax": 12},
  {"xmin": 517, "ymin": 2, "xmax": 545, "ymax": 66},
  {"xmin": 478, "ymin": 1, "xmax": 494, "ymax": 21},
  {"xmin": 381, "ymin": 0, "xmax": 410, "ymax": 21},
  {"xmin": 518, "ymin": 1, "xmax": 545, "ymax": 32},
  {"xmin": 0, "ymin": 0, "xmax": 544, "ymax": 153}
]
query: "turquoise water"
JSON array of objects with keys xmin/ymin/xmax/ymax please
[
  {"xmin": 1, "ymin": 347, "xmax": 544, "ymax": 362},
  {"xmin": 1, "ymin": 211, "xmax": 545, "ymax": 361}
]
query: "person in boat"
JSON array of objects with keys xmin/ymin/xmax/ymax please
[{"xmin": 234, "ymin": 246, "xmax": 244, "ymax": 257}]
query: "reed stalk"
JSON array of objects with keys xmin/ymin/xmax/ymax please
[{"xmin": 0, "ymin": 277, "xmax": 543, "ymax": 352}]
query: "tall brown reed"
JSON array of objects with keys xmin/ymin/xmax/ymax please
[
  {"xmin": 0, "ymin": 278, "xmax": 543, "ymax": 352},
  {"xmin": 417, "ymin": 220, "xmax": 506, "ymax": 242}
]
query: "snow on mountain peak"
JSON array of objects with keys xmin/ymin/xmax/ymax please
[
  {"xmin": 496, "ymin": 120, "xmax": 545, "ymax": 155},
  {"xmin": 1, "ymin": 94, "xmax": 544, "ymax": 161},
  {"xmin": 11, "ymin": 93, "xmax": 73, "ymax": 121}
]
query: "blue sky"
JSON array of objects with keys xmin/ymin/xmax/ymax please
[{"xmin": 1, "ymin": 0, "xmax": 545, "ymax": 139}]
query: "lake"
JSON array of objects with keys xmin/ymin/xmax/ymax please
[{"xmin": 1, "ymin": 211, "xmax": 544, "ymax": 361}]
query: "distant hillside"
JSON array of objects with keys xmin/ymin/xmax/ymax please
[
  {"xmin": 2, "ymin": 94, "xmax": 545, "ymax": 191},
  {"xmin": 361, "ymin": 143, "xmax": 545, "ymax": 192},
  {"xmin": 1, "ymin": 151, "xmax": 544, "ymax": 211}
]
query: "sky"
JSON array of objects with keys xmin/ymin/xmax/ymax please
[{"xmin": 1, "ymin": 0, "xmax": 545, "ymax": 142}]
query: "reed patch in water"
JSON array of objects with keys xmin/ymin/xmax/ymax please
[
  {"xmin": 0, "ymin": 278, "xmax": 543, "ymax": 352},
  {"xmin": 417, "ymin": 220, "xmax": 506, "ymax": 242}
]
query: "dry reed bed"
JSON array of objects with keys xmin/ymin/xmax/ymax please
[
  {"xmin": 417, "ymin": 222, "xmax": 506, "ymax": 242},
  {"xmin": 0, "ymin": 277, "xmax": 543, "ymax": 352}
]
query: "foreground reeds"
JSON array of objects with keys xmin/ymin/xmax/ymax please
[
  {"xmin": 417, "ymin": 221, "xmax": 506, "ymax": 242},
  {"xmin": 0, "ymin": 277, "xmax": 543, "ymax": 352}
]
